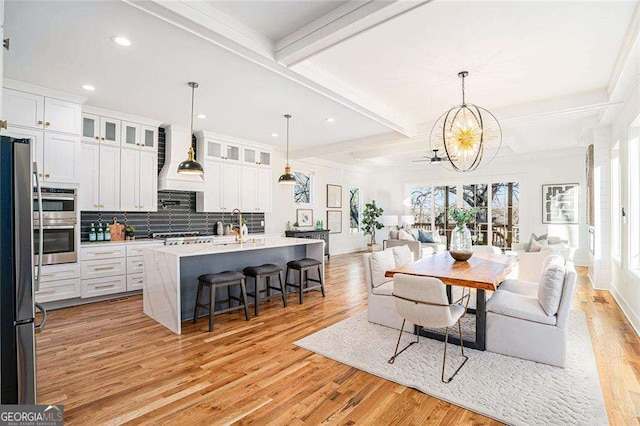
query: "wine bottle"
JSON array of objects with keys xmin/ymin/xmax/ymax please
[
  {"xmin": 97, "ymin": 222, "xmax": 104, "ymax": 241},
  {"xmin": 105, "ymin": 225, "xmax": 111, "ymax": 241},
  {"xmin": 89, "ymin": 223, "xmax": 97, "ymax": 242}
]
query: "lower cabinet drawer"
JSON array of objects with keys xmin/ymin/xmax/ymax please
[
  {"xmin": 127, "ymin": 256, "xmax": 145, "ymax": 275},
  {"xmin": 81, "ymin": 258, "xmax": 126, "ymax": 279},
  {"xmin": 127, "ymin": 273, "xmax": 145, "ymax": 291},
  {"xmin": 81, "ymin": 275, "xmax": 126, "ymax": 298},
  {"xmin": 39, "ymin": 263, "xmax": 80, "ymax": 283},
  {"xmin": 35, "ymin": 278, "xmax": 81, "ymax": 303}
]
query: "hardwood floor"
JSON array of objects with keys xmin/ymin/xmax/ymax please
[{"xmin": 35, "ymin": 252, "xmax": 639, "ymax": 425}]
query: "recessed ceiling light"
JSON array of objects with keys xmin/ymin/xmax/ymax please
[
  {"xmin": 325, "ymin": 117, "xmax": 335, "ymax": 123},
  {"xmin": 196, "ymin": 113, "xmax": 206, "ymax": 119},
  {"xmin": 112, "ymin": 36, "xmax": 132, "ymax": 47},
  {"xmin": 82, "ymin": 84, "xmax": 95, "ymax": 91},
  {"xmin": 271, "ymin": 133, "xmax": 279, "ymax": 137}
]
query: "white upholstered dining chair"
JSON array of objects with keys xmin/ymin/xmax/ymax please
[{"xmin": 388, "ymin": 274, "xmax": 471, "ymax": 383}]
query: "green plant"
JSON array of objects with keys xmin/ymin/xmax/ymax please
[
  {"xmin": 361, "ymin": 200, "xmax": 384, "ymax": 244},
  {"xmin": 125, "ymin": 225, "xmax": 136, "ymax": 236},
  {"xmin": 448, "ymin": 206, "xmax": 480, "ymax": 226}
]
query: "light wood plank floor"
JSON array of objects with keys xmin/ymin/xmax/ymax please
[{"xmin": 35, "ymin": 252, "xmax": 640, "ymax": 425}]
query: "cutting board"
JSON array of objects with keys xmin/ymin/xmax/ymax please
[{"xmin": 109, "ymin": 218, "xmax": 125, "ymax": 241}]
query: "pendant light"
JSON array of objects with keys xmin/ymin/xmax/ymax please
[
  {"xmin": 177, "ymin": 82, "xmax": 204, "ymax": 175},
  {"xmin": 278, "ymin": 114, "xmax": 296, "ymax": 184},
  {"xmin": 429, "ymin": 71, "xmax": 502, "ymax": 172}
]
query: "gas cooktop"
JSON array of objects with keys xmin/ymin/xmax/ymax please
[{"xmin": 151, "ymin": 231, "xmax": 218, "ymax": 245}]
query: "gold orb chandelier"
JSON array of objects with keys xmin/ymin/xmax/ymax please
[{"xmin": 429, "ymin": 71, "xmax": 502, "ymax": 172}]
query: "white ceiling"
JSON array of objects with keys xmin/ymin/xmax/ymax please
[
  {"xmin": 209, "ymin": 0, "xmax": 351, "ymax": 42},
  {"xmin": 3, "ymin": 0, "xmax": 637, "ymax": 166},
  {"xmin": 305, "ymin": 0, "xmax": 636, "ymax": 126},
  {"xmin": 2, "ymin": 0, "xmax": 394, "ymax": 150}
]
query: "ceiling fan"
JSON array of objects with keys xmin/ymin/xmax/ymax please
[{"xmin": 412, "ymin": 149, "xmax": 453, "ymax": 164}]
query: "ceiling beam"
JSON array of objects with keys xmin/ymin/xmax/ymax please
[
  {"xmin": 123, "ymin": 0, "xmax": 416, "ymax": 137},
  {"xmin": 275, "ymin": 0, "xmax": 430, "ymax": 67}
]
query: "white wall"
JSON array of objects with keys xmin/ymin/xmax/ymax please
[
  {"xmin": 371, "ymin": 148, "xmax": 590, "ymax": 266},
  {"xmin": 608, "ymin": 45, "xmax": 640, "ymax": 335},
  {"xmin": 266, "ymin": 152, "xmax": 372, "ymax": 255}
]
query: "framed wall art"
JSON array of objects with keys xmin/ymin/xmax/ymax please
[
  {"xmin": 296, "ymin": 209, "xmax": 314, "ymax": 227},
  {"xmin": 326, "ymin": 184, "xmax": 342, "ymax": 209},
  {"xmin": 542, "ymin": 183, "xmax": 579, "ymax": 224},
  {"xmin": 327, "ymin": 210, "xmax": 342, "ymax": 234}
]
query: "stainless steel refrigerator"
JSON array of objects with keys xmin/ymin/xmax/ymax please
[{"xmin": 0, "ymin": 135, "xmax": 45, "ymax": 404}]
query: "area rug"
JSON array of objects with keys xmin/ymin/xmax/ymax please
[{"xmin": 295, "ymin": 311, "xmax": 608, "ymax": 426}]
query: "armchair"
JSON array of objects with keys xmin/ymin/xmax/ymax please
[{"xmin": 486, "ymin": 259, "xmax": 577, "ymax": 367}]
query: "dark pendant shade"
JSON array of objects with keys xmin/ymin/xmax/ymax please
[{"xmin": 177, "ymin": 146, "xmax": 203, "ymax": 175}]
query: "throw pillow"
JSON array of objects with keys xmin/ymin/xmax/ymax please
[
  {"xmin": 525, "ymin": 233, "xmax": 548, "ymax": 252},
  {"xmin": 540, "ymin": 253, "xmax": 565, "ymax": 282},
  {"xmin": 389, "ymin": 229, "xmax": 399, "ymax": 240},
  {"xmin": 398, "ymin": 229, "xmax": 415, "ymax": 241},
  {"xmin": 537, "ymin": 262, "xmax": 566, "ymax": 316},
  {"xmin": 529, "ymin": 239, "xmax": 543, "ymax": 252},
  {"xmin": 369, "ymin": 249, "xmax": 396, "ymax": 288},
  {"xmin": 417, "ymin": 229, "xmax": 435, "ymax": 243},
  {"xmin": 547, "ymin": 236, "xmax": 569, "ymax": 245},
  {"xmin": 392, "ymin": 245, "xmax": 413, "ymax": 267}
]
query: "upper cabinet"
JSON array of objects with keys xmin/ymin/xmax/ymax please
[
  {"xmin": 82, "ymin": 113, "xmax": 120, "ymax": 146},
  {"xmin": 195, "ymin": 131, "xmax": 273, "ymax": 213},
  {"xmin": 3, "ymin": 89, "xmax": 44, "ymax": 129},
  {"xmin": 44, "ymin": 97, "xmax": 82, "ymax": 134},
  {"xmin": 2, "ymin": 88, "xmax": 81, "ymax": 135},
  {"xmin": 119, "ymin": 121, "xmax": 157, "ymax": 151}
]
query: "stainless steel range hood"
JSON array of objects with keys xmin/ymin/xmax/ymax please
[{"xmin": 158, "ymin": 125, "xmax": 204, "ymax": 192}]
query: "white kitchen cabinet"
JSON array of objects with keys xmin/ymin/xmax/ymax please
[
  {"xmin": 138, "ymin": 151, "xmax": 157, "ymax": 211},
  {"xmin": 256, "ymin": 168, "xmax": 272, "ymax": 212},
  {"xmin": 38, "ymin": 263, "xmax": 80, "ymax": 283},
  {"xmin": 258, "ymin": 150, "xmax": 271, "ymax": 167},
  {"xmin": 1, "ymin": 126, "xmax": 44, "ymax": 174},
  {"xmin": 44, "ymin": 97, "xmax": 82, "ymax": 134},
  {"xmin": 82, "ymin": 113, "xmax": 100, "ymax": 143},
  {"xmin": 81, "ymin": 275, "xmax": 126, "ymax": 298},
  {"xmin": 81, "ymin": 257, "xmax": 127, "ymax": 280},
  {"xmin": 200, "ymin": 137, "xmax": 240, "ymax": 162},
  {"xmin": 120, "ymin": 148, "xmax": 139, "ymax": 211},
  {"xmin": 120, "ymin": 148, "xmax": 157, "ymax": 212},
  {"xmin": 140, "ymin": 125, "xmax": 157, "ymax": 151},
  {"xmin": 3, "ymin": 88, "xmax": 44, "ymax": 129},
  {"xmin": 126, "ymin": 256, "xmax": 145, "ymax": 275},
  {"xmin": 42, "ymin": 133, "xmax": 80, "ymax": 184},
  {"xmin": 99, "ymin": 145, "xmax": 121, "ymax": 211},
  {"xmin": 222, "ymin": 163, "xmax": 241, "ymax": 211},
  {"xmin": 240, "ymin": 166, "xmax": 257, "ymax": 212},
  {"xmin": 100, "ymin": 116, "xmax": 120, "ymax": 146},
  {"xmin": 121, "ymin": 121, "xmax": 141, "ymax": 149},
  {"xmin": 80, "ymin": 143, "xmax": 100, "ymax": 211},
  {"xmin": 127, "ymin": 273, "xmax": 145, "ymax": 292},
  {"xmin": 36, "ymin": 278, "xmax": 81, "ymax": 303},
  {"xmin": 80, "ymin": 244, "xmax": 126, "ymax": 261},
  {"xmin": 196, "ymin": 160, "xmax": 223, "ymax": 212}
]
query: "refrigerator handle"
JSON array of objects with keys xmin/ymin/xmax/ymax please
[
  {"xmin": 33, "ymin": 162, "xmax": 43, "ymax": 292},
  {"xmin": 34, "ymin": 302, "xmax": 47, "ymax": 331}
]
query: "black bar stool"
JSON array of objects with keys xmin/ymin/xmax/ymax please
[
  {"xmin": 193, "ymin": 271, "xmax": 250, "ymax": 332},
  {"xmin": 243, "ymin": 264, "xmax": 287, "ymax": 316},
  {"xmin": 285, "ymin": 258, "xmax": 326, "ymax": 304}
]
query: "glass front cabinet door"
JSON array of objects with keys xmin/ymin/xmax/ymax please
[
  {"xmin": 141, "ymin": 126, "xmax": 157, "ymax": 151},
  {"xmin": 121, "ymin": 121, "xmax": 141, "ymax": 149},
  {"xmin": 100, "ymin": 117, "xmax": 120, "ymax": 145},
  {"xmin": 82, "ymin": 113, "xmax": 99, "ymax": 143}
]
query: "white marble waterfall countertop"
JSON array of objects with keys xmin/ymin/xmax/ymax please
[{"xmin": 147, "ymin": 236, "xmax": 323, "ymax": 258}]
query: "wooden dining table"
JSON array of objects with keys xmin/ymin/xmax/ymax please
[{"xmin": 385, "ymin": 251, "xmax": 517, "ymax": 351}]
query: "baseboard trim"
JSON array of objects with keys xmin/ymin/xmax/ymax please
[{"xmin": 610, "ymin": 286, "xmax": 640, "ymax": 338}]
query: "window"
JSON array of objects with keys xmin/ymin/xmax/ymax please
[
  {"xmin": 629, "ymin": 135, "xmax": 640, "ymax": 271},
  {"xmin": 293, "ymin": 171, "xmax": 315, "ymax": 205},
  {"xmin": 612, "ymin": 142, "xmax": 621, "ymax": 261},
  {"xmin": 408, "ymin": 181, "xmax": 519, "ymax": 249},
  {"xmin": 349, "ymin": 186, "xmax": 361, "ymax": 234}
]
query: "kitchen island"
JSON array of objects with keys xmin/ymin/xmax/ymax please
[{"xmin": 142, "ymin": 236, "xmax": 325, "ymax": 334}]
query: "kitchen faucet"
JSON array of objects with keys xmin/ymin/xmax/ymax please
[{"xmin": 231, "ymin": 209, "xmax": 243, "ymax": 243}]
